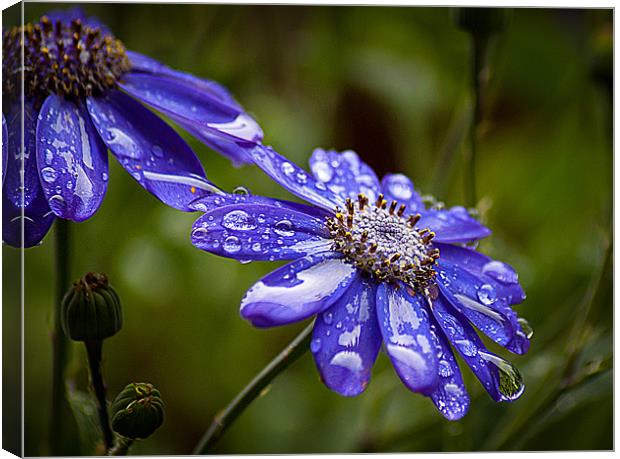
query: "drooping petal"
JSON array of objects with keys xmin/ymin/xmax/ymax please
[
  {"xmin": 430, "ymin": 293, "xmax": 525, "ymax": 402},
  {"xmin": 308, "ymin": 148, "xmax": 380, "ymax": 202},
  {"xmin": 426, "ymin": 313, "xmax": 470, "ymax": 420},
  {"xmin": 247, "ymin": 145, "xmax": 346, "ymax": 211},
  {"xmin": 126, "ymin": 51, "xmax": 243, "ymax": 110},
  {"xmin": 191, "ymin": 201, "xmax": 332, "ymax": 261},
  {"xmin": 3, "ymin": 100, "xmax": 55, "ymax": 248},
  {"xmin": 418, "ymin": 207, "xmax": 491, "ymax": 243},
  {"xmin": 3, "ymin": 113, "xmax": 8, "ymax": 185},
  {"xmin": 35, "ymin": 95, "xmax": 108, "ymax": 221},
  {"xmin": 435, "ymin": 243, "xmax": 526, "ymax": 305},
  {"xmin": 376, "ymin": 283, "xmax": 439, "ymax": 394},
  {"xmin": 436, "ymin": 259, "xmax": 529, "ymax": 354},
  {"xmin": 311, "ymin": 277, "xmax": 381, "ymax": 396},
  {"xmin": 120, "ymin": 72, "xmax": 262, "ymax": 146},
  {"xmin": 240, "ymin": 253, "xmax": 358, "ymax": 328},
  {"xmin": 380, "ymin": 174, "xmax": 425, "ymax": 212},
  {"xmin": 87, "ymin": 90, "xmax": 218, "ymax": 211}
]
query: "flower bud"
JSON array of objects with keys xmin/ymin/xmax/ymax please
[
  {"xmin": 111, "ymin": 383, "xmax": 164, "ymax": 440},
  {"xmin": 61, "ymin": 272, "xmax": 123, "ymax": 341}
]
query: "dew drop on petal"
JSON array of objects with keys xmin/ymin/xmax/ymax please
[
  {"xmin": 222, "ymin": 210, "xmax": 257, "ymax": 231},
  {"xmin": 223, "ymin": 236, "xmax": 242, "ymax": 253},
  {"xmin": 310, "ymin": 338, "xmax": 322, "ymax": 353},
  {"xmin": 477, "ymin": 284, "xmax": 497, "ymax": 305},
  {"xmin": 322, "ymin": 311, "xmax": 333, "ymax": 325},
  {"xmin": 40, "ymin": 166, "xmax": 58, "ymax": 183},
  {"xmin": 191, "ymin": 227, "xmax": 208, "ymax": 241},
  {"xmin": 438, "ymin": 360, "xmax": 453, "ymax": 378},
  {"xmin": 274, "ymin": 220, "xmax": 294, "ymax": 237},
  {"xmin": 233, "ymin": 186, "xmax": 250, "ymax": 195},
  {"xmin": 482, "ymin": 261, "xmax": 519, "ymax": 285},
  {"xmin": 455, "ymin": 339, "xmax": 477, "ymax": 357}
]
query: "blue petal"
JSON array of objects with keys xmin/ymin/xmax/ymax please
[
  {"xmin": 311, "ymin": 277, "xmax": 381, "ymax": 396},
  {"xmin": 380, "ymin": 174, "xmax": 425, "ymax": 212},
  {"xmin": 435, "ymin": 243, "xmax": 526, "ymax": 305},
  {"xmin": 418, "ymin": 207, "xmax": 491, "ymax": 243},
  {"xmin": 87, "ymin": 90, "xmax": 218, "ymax": 211},
  {"xmin": 247, "ymin": 145, "xmax": 346, "ymax": 211},
  {"xmin": 240, "ymin": 253, "xmax": 358, "ymax": 328},
  {"xmin": 3, "ymin": 100, "xmax": 55, "ymax": 247},
  {"xmin": 429, "ymin": 293, "xmax": 502, "ymax": 401},
  {"xmin": 3, "ymin": 113, "xmax": 8, "ymax": 185},
  {"xmin": 308, "ymin": 148, "xmax": 380, "ymax": 202},
  {"xmin": 191, "ymin": 201, "xmax": 332, "ymax": 261},
  {"xmin": 36, "ymin": 95, "xmax": 108, "ymax": 222},
  {"xmin": 126, "ymin": 51, "xmax": 243, "ymax": 110},
  {"xmin": 188, "ymin": 192, "xmax": 331, "ymax": 219},
  {"xmin": 426, "ymin": 313, "xmax": 470, "ymax": 420},
  {"xmin": 120, "ymin": 72, "xmax": 262, "ymax": 154},
  {"xmin": 376, "ymin": 283, "xmax": 439, "ymax": 394},
  {"xmin": 436, "ymin": 259, "xmax": 529, "ymax": 354}
]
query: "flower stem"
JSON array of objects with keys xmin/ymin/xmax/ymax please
[
  {"xmin": 108, "ymin": 437, "xmax": 133, "ymax": 456},
  {"xmin": 192, "ymin": 323, "xmax": 314, "ymax": 454},
  {"xmin": 465, "ymin": 32, "xmax": 489, "ymax": 209},
  {"xmin": 50, "ymin": 219, "xmax": 72, "ymax": 455},
  {"xmin": 85, "ymin": 339, "xmax": 115, "ymax": 451}
]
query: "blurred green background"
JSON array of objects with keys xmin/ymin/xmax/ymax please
[{"xmin": 3, "ymin": 3, "xmax": 612, "ymax": 455}]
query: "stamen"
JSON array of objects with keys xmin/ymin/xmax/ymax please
[
  {"xmin": 3, "ymin": 14, "xmax": 131, "ymax": 99},
  {"xmin": 326, "ymin": 195, "xmax": 438, "ymax": 291}
]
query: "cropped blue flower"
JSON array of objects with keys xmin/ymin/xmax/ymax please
[
  {"xmin": 2, "ymin": 8, "xmax": 262, "ymax": 247},
  {"xmin": 191, "ymin": 146, "xmax": 532, "ymax": 420}
]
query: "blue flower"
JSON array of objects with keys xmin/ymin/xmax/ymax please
[
  {"xmin": 2, "ymin": 8, "xmax": 262, "ymax": 247},
  {"xmin": 190, "ymin": 146, "xmax": 532, "ymax": 420}
]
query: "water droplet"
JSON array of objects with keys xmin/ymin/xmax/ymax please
[
  {"xmin": 438, "ymin": 360, "xmax": 453, "ymax": 377},
  {"xmin": 233, "ymin": 186, "xmax": 250, "ymax": 195},
  {"xmin": 322, "ymin": 311, "xmax": 333, "ymax": 325},
  {"xmin": 251, "ymin": 242, "xmax": 262, "ymax": 252},
  {"xmin": 387, "ymin": 174, "xmax": 413, "ymax": 200},
  {"xmin": 455, "ymin": 339, "xmax": 477, "ymax": 357},
  {"xmin": 152, "ymin": 145, "xmax": 164, "ymax": 158},
  {"xmin": 310, "ymin": 338, "xmax": 322, "ymax": 353},
  {"xmin": 479, "ymin": 351, "xmax": 525, "ymax": 401},
  {"xmin": 191, "ymin": 227, "xmax": 208, "ymax": 241},
  {"xmin": 40, "ymin": 167, "xmax": 57, "ymax": 183},
  {"xmin": 313, "ymin": 162, "xmax": 333, "ymax": 182},
  {"xmin": 477, "ymin": 284, "xmax": 497, "ymax": 305},
  {"xmin": 222, "ymin": 210, "xmax": 257, "ymax": 231},
  {"xmin": 101, "ymin": 172, "xmax": 109, "ymax": 181},
  {"xmin": 48, "ymin": 194, "xmax": 65, "ymax": 213},
  {"xmin": 296, "ymin": 171, "xmax": 308, "ymax": 184},
  {"xmin": 517, "ymin": 317, "xmax": 534, "ymax": 339},
  {"xmin": 274, "ymin": 220, "xmax": 294, "ymax": 237},
  {"xmin": 482, "ymin": 261, "xmax": 519, "ymax": 284},
  {"xmin": 281, "ymin": 162, "xmax": 294, "ymax": 175},
  {"xmin": 223, "ymin": 236, "xmax": 241, "ymax": 253}
]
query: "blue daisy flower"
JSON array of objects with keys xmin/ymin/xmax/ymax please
[
  {"xmin": 190, "ymin": 146, "xmax": 532, "ymax": 420},
  {"xmin": 2, "ymin": 8, "xmax": 262, "ymax": 247}
]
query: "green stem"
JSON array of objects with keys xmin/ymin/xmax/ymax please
[
  {"xmin": 192, "ymin": 323, "xmax": 314, "ymax": 454},
  {"xmin": 85, "ymin": 340, "xmax": 114, "ymax": 451},
  {"xmin": 108, "ymin": 437, "xmax": 133, "ymax": 456},
  {"xmin": 465, "ymin": 32, "xmax": 489, "ymax": 209},
  {"xmin": 50, "ymin": 219, "xmax": 71, "ymax": 455}
]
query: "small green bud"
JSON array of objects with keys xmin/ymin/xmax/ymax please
[
  {"xmin": 111, "ymin": 383, "xmax": 164, "ymax": 440},
  {"xmin": 61, "ymin": 272, "xmax": 123, "ymax": 341},
  {"xmin": 454, "ymin": 8, "xmax": 508, "ymax": 36}
]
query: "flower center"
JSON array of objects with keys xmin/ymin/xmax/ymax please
[
  {"xmin": 327, "ymin": 193, "xmax": 439, "ymax": 290},
  {"xmin": 2, "ymin": 15, "xmax": 131, "ymax": 99}
]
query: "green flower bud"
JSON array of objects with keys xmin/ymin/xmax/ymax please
[
  {"xmin": 454, "ymin": 8, "xmax": 508, "ymax": 36},
  {"xmin": 61, "ymin": 272, "xmax": 123, "ymax": 341},
  {"xmin": 111, "ymin": 383, "xmax": 164, "ymax": 440}
]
